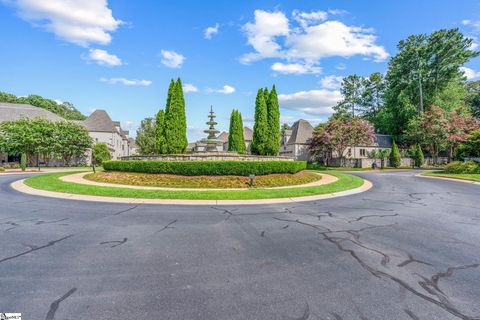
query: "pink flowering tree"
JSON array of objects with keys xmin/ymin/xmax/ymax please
[
  {"xmin": 447, "ymin": 109, "xmax": 479, "ymax": 160},
  {"xmin": 309, "ymin": 117, "xmax": 375, "ymax": 163}
]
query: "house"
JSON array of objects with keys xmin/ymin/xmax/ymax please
[
  {"xmin": 280, "ymin": 119, "xmax": 393, "ymax": 163},
  {"xmin": 0, "ymin": 103, "xmax": 135, "ymax": 165},
  {"xmin": 219, "ymin": 127, "xmax": 253, "ymax": 153},
  {"xmin": 82, "ymin": 110, "xmax": 135, "ymax": 162},
  {"xmin": 280, "ymin": 119, "xmax": 314, "ymax": 161},
  {"xmin": 0, "ymin": 102, "xmax": 65, "ymax": 164}
]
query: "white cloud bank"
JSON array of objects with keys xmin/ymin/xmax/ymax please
[
  {"xmin": 207, "ymin": 85, "xmax": 236, "ymax": 94},
  {"xmin": 278, "ymin": 89, "xmax": 342, "ymax": 116},
  {"xmin": 100, "ymin": 77, "xmax": 151, "ymax": 86},
  {"xmin": 160, "ymin": 50, "xmax": 185, "ymax": 68},
  {"xmin": 182, "ymin": 83, "xmax": 198, "ymax": 93},
  {"xmin": 460, "ymin": 66, "xmax": 480, "ymax": 80},
  {"xmin": 9, "ymin": 0, "xmax": 122, "ymax": 46},
  {"xmin": 204, "ymin": 23, "xmax": 219, "ymax": 39},
  {"xmin": 241, "ymin": 9, "xmax": 388, "ymax": 74},
  {"xmin": 271, "ymin": 62, "xmax": 321, "ymax": 74},
  {"xmin": 88, "ymin": 49, "xmax": 122, "ymax": 66},
  {"xmin": 319, "ymin": 75, "xmax": 343, "ymax": 89}
]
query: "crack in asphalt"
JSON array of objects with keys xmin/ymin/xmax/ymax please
[
  {"xmin": 156, "ymin": 220, "xmax": 177, "ymax": 233},
  {"xmin": 292, "ymin": 302, "xmax": 310, "ymax": 320},
  {"xmin": 100, "ymin": 237, "xmax": 128, "ymax": 248},
  {"xmin": 272, "ymin": 215, "xmax": 480, "ymax": 320},
  {"xmin": 45, "ymin": 288, "xmax": 77, "ymax": 320},
  {"xmin": 112, "ymin": 205, "xmax": 139, "ymax": 216},
  {"xmin": 404, "ymin": 309, "xmax": 420, "ymax": 320},
  {"xmin": 0, "ymin": 235, "xmax": 74, "ymax": 264},
  {"xmin": 397, "ymin": 254, "xmax": 433, "ymax": 267},
  {"xmin": 35, "ymin": 218, "xmax": 69, "ymax": 225},
  {"xmin": 348, "ymin": 213, "xmax": 399, "ymax": 223}
]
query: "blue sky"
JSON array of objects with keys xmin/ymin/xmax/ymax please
[{"xmin": 1, "ymin": 0, "xmax": 479, "ymax": 141}]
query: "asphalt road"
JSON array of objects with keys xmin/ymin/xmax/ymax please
[{"xmin": 1, "ymin": 171, "xmax": 479, "ymax": 320}]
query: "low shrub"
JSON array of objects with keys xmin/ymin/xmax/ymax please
[
  {"xmin": 306, "ymin": 162, "xmax": 326, "ymax": 170},
  {"xmin": 103, "ymin": 160, "xmax": 307, "ymax": 176},
  {"xmin": 444, "ymin": 161, "xmax": 480, "ymax": 174},
  {"xmin": 0, "ymin": 166, "xmax": 4, "ymax": 172}
]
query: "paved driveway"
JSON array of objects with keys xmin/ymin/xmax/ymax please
[{"xmin": 0, "ymin": 171, "xmax": 479, "ymax": 319}]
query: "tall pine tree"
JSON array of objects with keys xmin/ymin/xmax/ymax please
[
  {"xmin": 164, "ymin": 78, "xmax": 188, "ymax": 153},
  {"xmin": 251, "ymin": 89, "xmax": 269, "ymax": 155},
  {"xmin": 266, "ymin": 85, "xmax": 280, "ymax": 155},
  {"xmin": 156, "ymin": 109, "xmax": 167, "ymax": 154}
]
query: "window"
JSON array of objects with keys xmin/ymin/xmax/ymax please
[{"xmin": 360, "ymin": 149, "xmax": 366, "ymax": 156}]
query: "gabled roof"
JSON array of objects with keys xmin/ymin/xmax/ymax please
[
  {"xmin": 287, "ymin": 119, "xmax": 314, "ymax": 145},
  {"xmin": 0, "ymin": 102, "xmax": 64, "ymax": 122},
  {"xmin": 217, "ymin": 131, "xmax": 229, "ymax": 142},
  {"xmin": 243, "ymin": 126, "xmax": 253, "ymax": 141},
  {"xmin": 83, "ymin": 110, "xmax": 117, "ymax": 132}
]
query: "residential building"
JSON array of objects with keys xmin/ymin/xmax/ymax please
[{"xmin": 0, "ymin": 103, "xmax": 135, "ymax": 165}]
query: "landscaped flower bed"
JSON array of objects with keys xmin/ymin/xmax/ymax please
[
  {"xmin": 103, "ymin": 160, "xmax": 307, "ymax": 176},
  {"xmin": 84, "ymin": 170, "xmax": 321, "ymax": 189}
]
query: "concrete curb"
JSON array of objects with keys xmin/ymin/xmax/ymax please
[
  {"xmin": 416, "ymin": 173, "xmax": 480, "ymax": 185},
  {"xmin": 10, "ymin": 177, "xmax": 372, "ymax": 206},
  {"xmin": 60, "ymin": 172, "xmax": 338, "ymax": 191}
]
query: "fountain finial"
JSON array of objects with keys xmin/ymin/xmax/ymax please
[{"xmin": 201, "ymin": 106, "xmax": 221, "ymax": 152}]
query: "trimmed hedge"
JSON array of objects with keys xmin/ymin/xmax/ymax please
[
  {"xmin": 103, "ymin": 160, "xmax": 307, "ymax": 176},
  {"xmin": 444, "ymin": 161, "xmax": 480, "ymax": 174}
]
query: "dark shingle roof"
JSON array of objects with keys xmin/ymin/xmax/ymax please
[
  {"xmin": 374, "ymin": 134, "xmax": 393, "ymax": 148},
  {"xmin": 83, "ymin": 110, "xmax": 117, "ymax": 132},
  {"xmin": 287, "ymin": 119, "xmax": 314, "ymax": 145},
  {"xmin": 0, "ymin": 102, "xmax": 64, "ymax": 122}
]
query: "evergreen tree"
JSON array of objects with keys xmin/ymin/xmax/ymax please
[
  {"xmin": 165, "ymin": 79, "xmax": 175, "ymax": 114},
  {"xmin": 156, "ymin": 109, "xmax": 167, "ymax": 154},
  {"xmin": 164, "ymin": 79, "xmax": 188, "ymax": 153},
  {"xmin": 251, "ymin": 89, "xmax": 269, "ymax": 155},
  {"xmin": 414, "ymin": 144, "xmax": 424, "ymax": 167},
  {"xmin": 390, "ymin": 140, "xmax": 401, "ymax": 168},
  {"xmin": 228, "ymin": 109, "xmax": 247, "ymax": 154},
  {"xmin": 266, "ymin": 85, "xmax": 280, "ymax": 155},
  {"xmin": 20, "ymin": 152, "xmax": 26, "ymax": 171}
]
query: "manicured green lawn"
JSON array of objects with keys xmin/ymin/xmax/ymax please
[
  {"xmin": 422, "ymin": 171, "xmax": 480, "ymax": 182},
  {"xmin": 24, "ymin": 171, "xmax": 364, "ymax": 200}
]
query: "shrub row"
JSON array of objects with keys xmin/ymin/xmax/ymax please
[
  {"xmin": 444, "ymin": 161, "xmax": 480, "ymax": 174},
  {"xmin": 103, "ymin": 160, "xmax": 307, "ymax": 176}
]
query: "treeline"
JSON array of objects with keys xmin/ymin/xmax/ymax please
[
  {"xmin": 0, "ymin": 92, "xmax": 86, "ymax": 120},
  {"xmin": 329, "ymin": 28, "xmax": 480, "ymax": 161}
]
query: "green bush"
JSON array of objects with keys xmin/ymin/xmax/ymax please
[
  {"xmin": 20, "ymin": 153, "xmax": 26, "ymax": 171},
  {"xmin": 0, "ymin": 166, "xmax": 4, "ymax": 172},
  {"xmin": 103, "ymin": 160, "xmax": 307, "ymax": 176},
  {"xmin": 414, "ymin": 144, "xmax": 424, "ymax": 168},
  {"xmin": 444, "ymin": 161, "xmax": 480, "ymax": 174},
  {"xmin": 92, "ymin": 143, "xmax": 111, "ymax": 165},
  {"xmin": 390, "ymin": 140, "xmax": 401, "ymax": 168},
  {"xmin": 306, "ymin": 162, "xmax": 326, "ymax": 170}
]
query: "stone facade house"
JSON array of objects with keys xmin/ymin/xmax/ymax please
[{"xmin": 280, "ymin": 119, "xmax": 315, "ymax": 161}]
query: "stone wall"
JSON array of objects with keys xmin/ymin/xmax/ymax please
[
  {"xmin": 327, "ymin": 156, "xmax": 448, "ymax": 168},
  {"xmin": 121, "ymin": 153, "xmax": 294, "ymax": 162}
]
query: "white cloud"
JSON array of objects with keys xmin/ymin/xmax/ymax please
[
  {"xmin": 460, "ymin": 66, "xmax": 480, "ymax": 80},
  {"xmin": 240, "ymin": 10, "xmax": 290, "ymax": 63},
  {"xmin": 271, "ymin": 62, "xmax": 321, "ymax": 74},
  {"xmin": 9, "ymin": 0, "xmax": 122, "ymax": 46},
  {"xmin": 204, "ymin": 23, "xmax": 219, "ymax": 39},
  {"xmin": 241, "ymin": 9, "xmax": 388, "ymax": 69},
  {"xmin": 160, "ymin": 50, "xmax": 185, "ymax": 68},
  {"xmin": 462, "ymin": 19, "xmax": 480, "ymax": 30},
  {"xmin": 100, "ymin": 77, "xmax": 152, "ymax": 86},
  {"xmin": 292, "ymin": 10, "xmax": 328, "ymax": 28},
  {"xmin": 207, "ymin": 85, "xmax": 236, "ymax": 94},
  {"xmin": 278, "ymin": 89, "xmax": 342, "ymax": 115},
  {"xmin": 319, "ymin": 75, "xmax": 343, "ymax": 89},
  {"xmin": 335, "ymin": 63, "xmax": 346, "ymax": 70},
  {"xmin": 87, "ymin": 49, "xmax": 122, "ymax": 66},
  {"xmin": 183, "ymin": 83, "xmax": 198, "ymax": 93}
]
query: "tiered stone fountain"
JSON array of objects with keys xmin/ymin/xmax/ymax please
[{"xmin": 200, "ymin": 106, "xmax": 223, "ymax": 152}]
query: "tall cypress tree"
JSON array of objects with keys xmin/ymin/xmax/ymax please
[
  {"xmin": 165, "ymin": 79, "xmax": 175, "ymax": 114},
  {"xmin": 251, "ymin": 89, "xmax": 269, "ymax": 155},
  {"xmin": 266, "ymin": 85, "xmax": 280, "ymax": 155},
  {"xmin": 164, "ymin": 78, "xmax": 188, "ymax": 153},
  {"xmin": 156, "ymin": 109, "xmax": 167, "ymax": 154},
  {"xmin": 228, "ymin": 109, "xmax": 246, "ymax": 154}
]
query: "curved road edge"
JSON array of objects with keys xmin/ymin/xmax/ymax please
[
  {"xmin": 416, "ymin": 172, "xmax": 480, "ymax": 185},
  {"xmin": 9, "ymin": 176, "xmax": 372, "ymax": 206}
]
